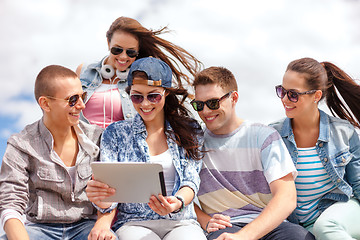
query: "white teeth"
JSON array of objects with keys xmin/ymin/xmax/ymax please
[
  {"xmin": 206, "ymin": 116, "xmax": 216, "ymax": 121},
  {"xmin": 117, "ymin": 60, "xmax": 126, "ymax": 64},
  {"xmin": 142, "ymin": 109, "xmax": 152, "ymax": 113}
]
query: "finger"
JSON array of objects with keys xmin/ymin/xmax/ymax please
[
  {"xmin": 213, "ymin": 214, "xmax": 231, "ymax": 221},
  {"xmin": 213, "ymin": 219, "xmax": 232, "ymax": 228}
]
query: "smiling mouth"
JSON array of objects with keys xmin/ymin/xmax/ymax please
[
  {"xmin": 284, "ymin": 105, "xmax": 296, "ymax": 111},
  {"xmin": 141, "ymin": 108, "xmax": 153, "ymax": 113},
  {"xmin": 205, "ymin": 115, "xmax": 217, "ymax": 121},
  {"xmin": 117, "ymin": 59, "xmax": 128, "ymax": 65}
]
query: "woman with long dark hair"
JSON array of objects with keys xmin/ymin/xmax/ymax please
[
  {"xmin": 86, "ymin": 57, "xmax": 205, "ymax": 240},
  {"xmin": 76, "ymin": 16, "xmax": 202, "ymax": 128},
  {"xmin": 270, "ymin": 57, "xmax": 360, "ymax": 240}
]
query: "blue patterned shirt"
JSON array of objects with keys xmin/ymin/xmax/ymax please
[{"xmin": 100, "ymin": 114, "xmax": 202, "ymax": 231}]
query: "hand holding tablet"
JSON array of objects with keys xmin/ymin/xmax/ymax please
[{"xmin": 90, "ymin": 162, "xmax": 166, "ymax": 203}]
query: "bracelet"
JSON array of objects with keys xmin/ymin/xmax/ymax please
[
  {"xmin": 172, "ymin": 195, "xmax": 185, "ymax": 213},
  {"xmin": 205, "ymin": 221, "xmax": 210, "ymax": 232}
]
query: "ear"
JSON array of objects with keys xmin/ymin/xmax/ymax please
[
  {"xmin": 231, "ymin": 91, "xmax": 239, "ymax": 105},
  {"xmin": 38, "ymin": 96, "xmax": 51, "ymax": 112},
  {"xmin": 314, "ymin": 90, "xmax": 323, "ymax": 103}
]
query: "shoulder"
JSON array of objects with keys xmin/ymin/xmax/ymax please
[
  {"xmin": 103, "ymin": 119, "xmax": 135, "ymax": 137},
  {"xmin": 243, "ymin": 121, "xmax": 280, "ymax": 137},
  {"xmin": 325, "ymin": 112, "xmax": 357, "ymax": 138},
  {"xmin": 78, "ymin": 120, "xmax": 104, "ymax": 141},
  {"xmin": 6, "ymin": 120, "xmax": 43, "ymax": 156},
  {"xmin": 8, "ymin": 120, "xmax": 40, "ymax": 145},
  {"xmin": 268, "ymin": 118, "xmax": 286, "ymax": 133}
]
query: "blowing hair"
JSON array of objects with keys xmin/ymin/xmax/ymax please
[
  {"xmin": 287, "ymin": 57, "xmax": 360, "ymax": 128},
  {"xmin": 192, "ymin": 66, "xmax": 238, "ymax": 92},
  {"xmin": 34, "ymin": 65, "xmax": 78, "ymax": 104},
  {"xmin": 163, "ymin": 88, "xmax": 204, "ymax": 161},
  {"xmin": 106, "ymin": 16, "xmax": 202, "ymax": 89}
]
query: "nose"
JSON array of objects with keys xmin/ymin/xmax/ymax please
[
  {"xmin": 76, "ymin": 97, "xmax": 86, "ymax": 110},
  {"xmin": 119, "ymin": 50, "xmax": 128, "ymax": 59},
  {"xmin": 281, "ymin": 93, "xmax": 290, "ymax": 104},
  {"xmin": 201, "ymin": 104, "xmax": 213, "ymax": 114}
]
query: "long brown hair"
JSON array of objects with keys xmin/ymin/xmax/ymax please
[
  {"xmin": 163, "ymin": 88, "xmax": 203, "ymax": 160},
  {"xmin": 287, "ymin": 57, "xmax": 360, "ymax": 128},
  {"xmin": 106, "ymin": 16, "xmax": 202, "ymax": 89},
  {"xmin": 126, "ymin": 82, "xmax": 203, "ymax": 161}
]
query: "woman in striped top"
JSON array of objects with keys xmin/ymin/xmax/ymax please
[{"xmin": 270, "ymin": 57, "xmax": 360, "ymax": 240}]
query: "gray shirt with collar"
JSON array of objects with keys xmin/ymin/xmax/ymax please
[{"xmin": 0, "ymin": 119, "xmax": 103, "ymax": 224}]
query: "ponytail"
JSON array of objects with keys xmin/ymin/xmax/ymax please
[{"xmin": 321, "ymin": 62, "xmax": 360, "ymax": 128}]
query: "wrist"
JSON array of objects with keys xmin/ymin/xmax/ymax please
[
  {"xmin": 205, "ymin": 220, "xmax": 210, "ymax": 232},
  {"xmin": 172, "ymin": 195, "xmax": 185, "ymax": 213}
]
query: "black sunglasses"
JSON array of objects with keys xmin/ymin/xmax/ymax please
[
  {"xmin": 110, "ymin": 47, "xmax": 139, "ymax": 58},
  {"xmin": 275, "ymin": 85, "xmax": 316, "ymax": 103},
  {"xmin": 130, "ymin": 90, "xmax": 165, "ymax": 104},
  {"xmin": 190, "ymin": 91, "xmax": 234, "ymax": 112},
  {"xmin": 46, "ymin": 92, "xmax": 87, "ymax": 107}
]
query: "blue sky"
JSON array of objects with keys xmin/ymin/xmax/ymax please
[
  {"xmin": 1, "ymin": 0, "xmax": 360, "ymax": 235},
  {"xmin": 1, "ymin": 0, "xmax": 360, "ymax": 161}
]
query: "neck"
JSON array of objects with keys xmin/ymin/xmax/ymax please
[
  {"xmin": 144, "ymin": 112, "xmax": 166, "ymax": 135},
  {"xmin": 43, "ymin": 115, "xmax": 76, "ymax": 145},
  {"xmin": 292, "ymin": 109, "xmax": 320, "ymax": 131}
]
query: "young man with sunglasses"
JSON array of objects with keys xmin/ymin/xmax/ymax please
[
  {"xmin": 0, "ymin": 65, "xmax": 103, "ymax": 240},
  {"xmin": 191, "ymin": 67, "xmax": 314, "ymax": 240}
]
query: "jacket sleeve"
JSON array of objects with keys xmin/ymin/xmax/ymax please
[
  {"xmin": 0, "ymin": 142, "xmax": 30, "ymax": 216},
  {"xmin": 346, "ymin": 130, "xmax": 360, "ymax": 200}
]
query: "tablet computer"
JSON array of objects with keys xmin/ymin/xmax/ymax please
[{"xmin": 90, "ymin": 162, "xmax": 166, "ymax": 203}]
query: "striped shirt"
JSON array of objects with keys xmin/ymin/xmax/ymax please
[
  {"xmin": 295, "ymin": 147, "xmax": 336, "ymax": 223},
  {"xmin": 198, "ymin": 121, "xmax": 297, "ymax": 223}
]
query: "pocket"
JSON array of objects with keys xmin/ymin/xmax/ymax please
[
  {"xmin": 37, "ymin": 167, "xmax": 64, "ymax": 182},
  {"xmin": 332, "ymin": 151, "xmax": 352, "ymax": 177},
  {"xmin": 333, "ymin": 151, "xmax": 352, "ymax": 167},
  {"xmin": 77, "ymin": 156, "xmax": 92, "ymax": 180}
]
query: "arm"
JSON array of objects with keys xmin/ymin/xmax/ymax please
[
  {"xmin": 0, "ymin": 143, "xmax": 31, "ymax": 239},
  {"xmin": 3, "ymin": 219, "xmax": 29, "ymax": 240},
  {"xmin": 88, "ymin": 209, "xmax": 117, "ymax": 240},
  {"xmin": 194, "ymin": 204, "xmax": 232, "ymax": 232},
  {"xmin": 347, "ymin": 130, "xmax": 360, "ymax": 200},
  {"xmin": 75, "ymin": 64, "xmax": 83, "ymax": 77},
  {"xmin": 216, "ymin": 173, "xmax": 296, "ymax": 240}
]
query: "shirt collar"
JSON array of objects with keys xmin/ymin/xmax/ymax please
[
  {"xmin": 280, "ymin": 109, "xmax": 330, "ymax": 142},
  {"xmin": 39, "ymin": 118, "xmax": 99, "ymax": 156}
]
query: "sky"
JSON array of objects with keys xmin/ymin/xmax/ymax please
[{"xmin": 0, "ymin": 0, "xmax": 360, "ymax": 234}]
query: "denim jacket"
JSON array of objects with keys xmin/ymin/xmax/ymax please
[
  {"xmin": 79, "ymin": 56, "xmax": 136, "ymax": 123},
  {"xmin": 270, "ymin": 110, "xmax": 360, "ymax": 215},
  {"xmin": 100, "ymin": 114, "xmax": 202, "ymax": 231}
]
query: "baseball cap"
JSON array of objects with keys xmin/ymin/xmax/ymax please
[{"xmin": 127, "ymin": 57, "xmax": 172, "ymax": 88}]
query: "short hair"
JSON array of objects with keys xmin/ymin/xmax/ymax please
[
  {"xmin": 34, "ymin": 65, "xmax": 78, "ymax": 103},
  {"xmin": 193, "ymin": 66, "xmax": 238, "ymax": 92}
]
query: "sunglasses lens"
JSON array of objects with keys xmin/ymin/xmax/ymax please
[
  {"xmin": 190, "ymin": 101, "xmax": 203, "ymax": 111},
  {"xmin": 147, "ymin": 93, "xmax": 162, "ymax": 103},
  {"xmin": 110, "ymin": 47, "xmax": 123, "ymax": 55},
  {"xmin": 126, "ymin": 49, "xmax": 138, "ymax": 58},
  {"xmin": 68, "ymin": 95, "xmax": 80, "ymax": 107},
  {"xmin": 276, "ymin": 86, "xmax": 285, "ymax": 98},
  {"xmin": 130, "ymin": 95, "xmax": 144, "ymax": 104},
  {"xmin": 288, "ymin": 90, "xmax": 299, "ymax": 102},
  {"xmin": 206, "ymin": 99, "xmax": 220, "ymax": 110},
  {"xmin": 82, "ymin": 92, "xmax": 87, "ymax": 102}
]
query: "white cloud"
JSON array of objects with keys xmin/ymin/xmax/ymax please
[{"xmin": 0, "ymin": 0, "xmax": 359, "ymax": 132}]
